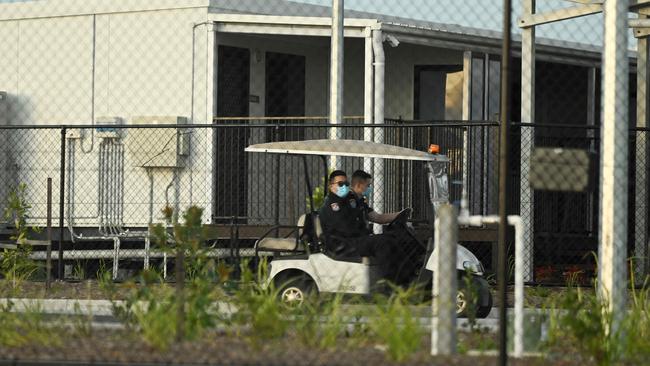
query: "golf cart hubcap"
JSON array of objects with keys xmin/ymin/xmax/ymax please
[
  {"xmin": 456, "ymin": 292, "xmax": 467, "ymax": 314},
  {"xmin": 281, "ymin": 286, "xmax": 304, "ymax": 304}
]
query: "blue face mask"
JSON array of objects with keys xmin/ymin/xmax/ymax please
[
  {"xmin": 335, "ymin": 184, "xmax": 350, "ymax": 198},
  {"xmin": 363, "ymin": 184, "xmax": 373, "ymax": 197}
]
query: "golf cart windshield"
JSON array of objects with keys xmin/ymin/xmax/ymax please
[{"xmin": 427, "ymin": 161, "xmax": 449, "ymax": 217}]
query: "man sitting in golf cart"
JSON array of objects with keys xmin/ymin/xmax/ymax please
[
  {"xmin": 349, "ymin": 169, "xmax": 408, "ymax": 230},
  {"xmin": 319, "ymin": 170, "xmax": 411, "ymax": 284}
]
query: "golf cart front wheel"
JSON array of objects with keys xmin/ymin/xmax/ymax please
[
  {"xmin": 276, "ymin": 275, "xmax": 316, "ymax": 306},
  {"xmin": 457, "ymin": 275, "xmax": 493, "ymax": 319}
]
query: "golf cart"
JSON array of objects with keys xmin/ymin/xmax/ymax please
[{"xmin": 245, "ymin": 139, "xmax": 492, "ymax": 318}]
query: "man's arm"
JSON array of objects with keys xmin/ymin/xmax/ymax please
[
  {"xmin": 367, "ymin": 211, "xmax": 399, "ymax": 225},
  {"xmin": 367, "ymin": 208, "xmax": 412, "ymax": 225}
]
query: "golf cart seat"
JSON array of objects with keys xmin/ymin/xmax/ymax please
[
  {"xmin": 255, "ymin": 214, "xmax": 323, "ymax": 253},
  {"xmin": 256, "ymin": 238, "xmax": 305, "ymax": 251}
]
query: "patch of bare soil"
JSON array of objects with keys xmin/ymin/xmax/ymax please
[{"xmin": 0, "ymin": 330, "xmax": 552, "ymax": 366}]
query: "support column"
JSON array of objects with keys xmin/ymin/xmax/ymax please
[
  {"xmin": 461, "ymin": 51, "xmax": 472, "ymax": 215},
  {"xmin": 599, "ymin": 0, "xmax": 629, "ymax": 333},
  {"xmin": 431, "ymin": 205, "xmax": 457, "ymax": 356},
  {"xmin": 520, "ymin": 0, "xmax": 535, "ymax": 282},
  {"xmin": 635, "ymin": 30, "xmax": 649, "ymax": 280},
  {"xmin": 205, "ymin": 22, "xmax": 216, "ymax": 224},
  {"xmin": 329, "ymin": 0, "xmax": 344, "ymax": 169},
  {"xmin": 363, "ymin": 27, "xmax": 374, "ymax": 177},
  {"xmin": 372, "ymin": 29, "xmax": 385, "ymax": 232}
]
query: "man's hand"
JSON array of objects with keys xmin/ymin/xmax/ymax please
[
  {"xmin": 369, "ymin": 208, "xmax": 412, "ymax": 225},
  {"xmin": 400, "ymin": 207, "xmax": 413, "ymax": 218}
]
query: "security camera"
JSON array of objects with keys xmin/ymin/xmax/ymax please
[{"xmin": 385, "ymin": 34, "xmax": 400, "ymax": 47}]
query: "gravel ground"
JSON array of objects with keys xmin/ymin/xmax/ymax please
[{"xmin": 0, "ymin": 330, "xmax": 553, "ymax": 366}]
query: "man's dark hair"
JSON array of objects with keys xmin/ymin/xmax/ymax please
[
  {"xmin": 329, "ymin": 170, "xmax": 347, "ymax": 183},
  {"xmin": 351, "ymin": 170, "xmax": 372, "ymax": 185}
]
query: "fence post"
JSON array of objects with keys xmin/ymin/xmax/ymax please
[
  {"xmin": 431, "ymin": 204, "xmax": 457, "ymax": 356},
  {"xmin": 635, "ymin": 22, "xmax": 649, "ymax": 280},
  {"xmin": 498, "ymin": 0, "xmax": 513, "ymax": 364},
  {"xmin": 176, "ymin": 245, "xmax": 185, "ymax": 341},
  {"xmin": 599, "ymin": 0, "xmax": 629, "ymax": 335},
  {"xmin": 46, "ymin": 178, "xmax": 52, "ymax": 291},
  {"xmin": 58, "ymin": 127, "xmax": 66, "ymax": 280}
]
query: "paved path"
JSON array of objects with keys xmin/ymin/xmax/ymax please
[{"xmin": 2, "ymin": 298, "xmax": 553, "ymax": 333}]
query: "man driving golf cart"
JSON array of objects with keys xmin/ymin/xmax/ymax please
[
  {"xmin": 319, "ymin": 169, "xmax": 414, "ymax": 285},
  {"xmin": 245, "ymin": 139, "xmax": 492, "ymax": 317}
]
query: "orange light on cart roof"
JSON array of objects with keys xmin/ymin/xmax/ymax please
[{"xmin": 428, "ymin": 144, "xmax": 440, "ymax": 154}]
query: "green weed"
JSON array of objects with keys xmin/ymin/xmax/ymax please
[{"xmin": 369, "ymin": 285, "xmax": 424, "ymax": 362}]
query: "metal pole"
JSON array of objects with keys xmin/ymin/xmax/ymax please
[
  {"xmin": 635, "ymin": 28, "xmax": 649, "ymax": 280},
  {"xmin": 372, "ymin": 29, "xmax": 385, "ymax": 233},
  {"xmin": 329, "ymin": 0, "xmax": 344, "ymax": 169},
  {"xmin": 176, "ymin": 246, "xmax": 185, "ymax": 341},
  {"xmin": 46, "ymin": 178, "xmax": 52, "ymax": 291},
  {"xmin": 461, "ymin": 51, "xmax": 472, "ymax": 217},
  {"xmin": 431, "ymin": 204, "xmax": 457, "ymax": 356},
  {"xmin": 599, "ymin": 0, "xmax": 629, "ymax": 334},
  {"xmin": 58, "ymin": 128, "xmax": 66, "ymax": 280},
  {"xmin": 498, "ymin": 0, "xmax": 512, "ymax": 364},
  {"xmin": 363, "ymin": 27, "xmax": 374, "ymax": 179},
  {"xmin": 520, "ymin": 0, "xmax": 536, "ymax": 283},
  {"xmin": 510, "ymin": 216, "xmax": 524, "ymax": 357}
]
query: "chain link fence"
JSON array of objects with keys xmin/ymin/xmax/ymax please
[
  {"xmin": 1, "ymin": 121, "xmax": 501, "ymax": 273},
  {"xmin": 1, "ymin": 0, "xmax": 650, "ymax": 363}
]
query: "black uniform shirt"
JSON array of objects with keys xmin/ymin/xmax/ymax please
[
  {"xmin": 319, "ymin": 192, "xmax": 366, "ymax": 250},
  {"xmin": 351, "ymin": 193, "xmax": 374, "ymax": 235}
]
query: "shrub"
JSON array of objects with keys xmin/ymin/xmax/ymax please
[
  {"xmin": 369, "ymin": 286, "xmax": 424, "ymax": 362},
  {"xmin": 1, "ymin": 183, "xmax": 40, "ymax": 294}
]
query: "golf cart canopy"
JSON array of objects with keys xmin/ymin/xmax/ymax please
[{"xmin": 245, "ymin": 139, "xmax": 449, "ymax": 162}]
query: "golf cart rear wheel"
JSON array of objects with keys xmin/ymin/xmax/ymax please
[{"xmin": 276, "ymin": 275, "xmax": 316, "ymax": 306}]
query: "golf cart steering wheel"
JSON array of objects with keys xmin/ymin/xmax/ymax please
[{"xmin": 389, "ymin": 208, "xmax": 412, "ymax": 227}]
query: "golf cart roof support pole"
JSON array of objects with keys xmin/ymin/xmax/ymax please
[
  {"xmin": 320, "ymin": 155, "xmax": 329, "ymax": 195},
  {"xmin": 329, "ymin": 0, "xmax": 344, "ymax": 169},
  {"xmin": 372, "ymin": 28, "xmax": 385, "ymax": 234},
  {"xmin": 364, "ymin": 26, "xmax": 374, "ymax": 177},
  {"xmin": 303, "ymin": 156, "xmax": 315, "ymax": 213},
  {"xmin": 635, "ymin": 17, "xmax": 649, "ymax": 280},
  {"xmin": 520, "ymin": 0, "xmax": 536, "ymax": 284},
  {"xmin": 498, "ymin": 0, "xmax": 512, "ymax": 364},
  {"xmin": 599, "ymin": 0, "xmax": 629, "ymax": 334}
]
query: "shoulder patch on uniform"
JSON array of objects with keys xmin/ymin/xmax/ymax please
[
  {"xmin": 331, "ymin": 203, "xmax": 340, "ymax": 212},
  {"xmin": 349, "ymin": 199, "xmax": 357, "ymax": 208}
]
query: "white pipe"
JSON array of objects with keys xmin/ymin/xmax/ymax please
[
  {"xmin": 509, "ymin": 215, "xmax": 524, "ymax": 358},
  {"xmin": 520, "ymin": 0, "xmax": 536, "ymax": 283},
  {"xmin": 458, "ymin": 214, "xmax": 525, "ymax": 356},
  {"xmin": 599, "ymin": 0, "xmax": 629, "ymax": 332},
  {"xmin": 431, "ymin": 205, "xmax": 457, "ymax": 356},
  {"xmin": 112, "ymin": 237, "xmax": 120, "ymax": 280},
  {"xmin": 363, "ymin": 27, "xmax": 374, "ymax": 178},
  {"xmin": 329, "ymin": 0, "xmax": 344, "ymax": 169},
  {"xmin": 372, "ymin": 28, "xmax": 384, "ymax": 233},
  {"xmin": 460, "ymin": 51, "xmax": 472, "ymax": 219},
  {"xmin": 80, "ymin": 13, "xmax": 96, "ymax": 154}
]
